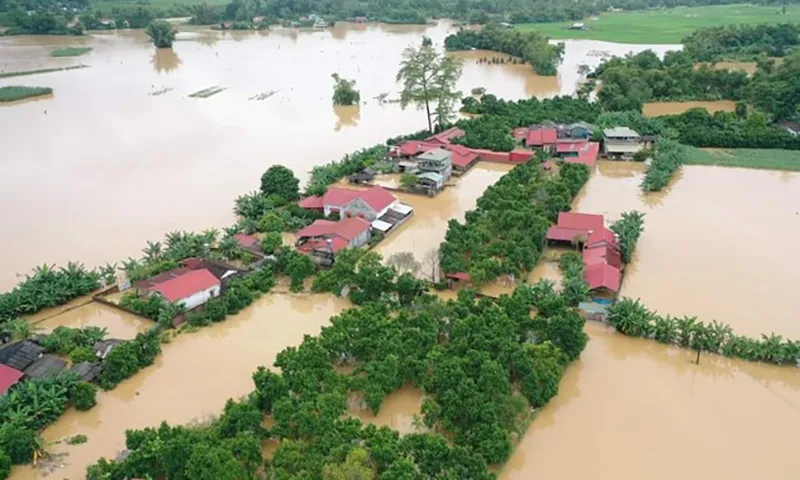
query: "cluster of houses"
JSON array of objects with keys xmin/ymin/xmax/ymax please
[
  {"xmin": 0, "ymin": 335, "xmax": 117, "ymax": 395},
  {"xmin": 296, "ymin": 185, "xmax": 413, "ymax": 266},
  {"xmin": 513, "ymin": 122, "xmax": 601, "ymax": 167},
  {"xmin": 546, "ymin": 212, "xmax": 622, "ymax": 294}
]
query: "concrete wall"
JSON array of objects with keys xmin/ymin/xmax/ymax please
[
  {"xmin": 341, "ymin": 198, "xmax": 379, "ymax": 221},
  {"xmin": 348, "ymin": 229, "xmax": 371, "ymax": 248},
  {"xmin": 179, "ymin": 284, "xmax": 221, "ymax": 310}
]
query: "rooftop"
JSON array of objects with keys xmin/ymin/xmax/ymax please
[
  {"xmin": 425, "ymin": 127, "xmax": 464, "ymax": 145},
  {"xmin": 584, "ymin": 263, "xmax": 621, "ymax": 292},
  {"xmin": 0, "ymin": 364, "xmax": 24, "ymax": 395},
  {"xmin": 23, "ymin": 354, "xmax": 66, "ymax": 379},
  {"xmin": 417, "ymin": 148, "xmax": 452, "ymax": 163},
  {"xmin": 557, "ymin": 212, "xmax": 604, "ymax": 231},
  {"xmin": 583, "ymin": 244, "xmax": 622, "ymax": 269},
  {"xmin": 603, "ymin": 127, "xmax": 640, "ymax": 138},
  {"xmin": 358, "ymin": 186, "xmax": 396, "ymax": 212},
  {"xmin": 526, "ymin": 126, "xmax": 558, "ymax": 146},
  {"xmin": 418, "ymin": 171, "xmax": 444, "ymax": 182},
  {"xmin": 234, "ymin": 233, "xmax": 260, "ymax": 249},
  {"xmin": 148, "ymin": 269, "xmax": 220, "ymax": 302},
  {"xmin": 0, "ymin": 340, "xmax": 44, "ymax": 371}
]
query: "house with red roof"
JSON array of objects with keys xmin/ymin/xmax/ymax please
[
  {"xmin": 584, "ymin": 262, "xmax": 621, "ymax": 293},
  {"xmin": 296, "ymin": 217, "xmax": 371, "ymax": 262},
  {"xmin": 425, "ymin": 127, "xmax": 465, "ymax": 145},
  {"xmin": 144, "ymin": 269, "xmax": 221, "ymax": 310},
  {"xmin": 233, "ymin": 233, "xmax": 263, "ymax": 255},
  {"xmin": 298, "ymin": 186, "xmax": 397, "ymax": 221},
  {"xmin": 0, "ymin": 364, "xmax": 24, "ymax": 395},
  {"xmin": 557, "ymin": 141, "xmax": 600, "ymax": 168},
  {"xmin": 546, "ymin": 212, "xmax": 605, "ymax": 244}
]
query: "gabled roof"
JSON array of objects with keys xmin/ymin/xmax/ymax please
[
  {"xmin": 358, "ymin": 186, "xmax": 396, "ymax": 212},
  {"xmin": 149, "ymin": 269, "xmax": 220, "ymax": 302},
  {"xmin": 584, "ymin": 263, "xmax": 621, "ymax": 292},
  {"xmin": 0, "ymin": 364, "xmax": 24, "ymax": 395},
  {"xmin": 443, "ymin": 144, "xmax": 480, "ymax": 168},
  {"xmin": 135, "ymin": 267, "xmax": 192, "ymax": 292},
  {"xmin": 321, "ymin": 187, "xmax": 361, "ymax": 208},
  {"xmin": 583, "ymin": 244, "xmax": 622, "ymax": 269},
  {"xmin": 557, "ymin": 212, "xmax": 604, "ymax": 231},
  {"xmin": 546, "ymin": 226, "xmax": 591, "ymax": 242},
  {"xmin": 417, "ymin": 148, "xmax": 452, "ymax": 163},
  {"xmin": 425, "ymin": 127, "xmax": 464, "ymax": 145},
  {"xmin": 298, "ymin": 195, "xmax": 325, "ymax": 209},
  {"xmin": 70, "ymin": 361, "xmax": 103, "ymax": 382},
  {"xmin": 0, "ymin": 340, "xmax": 44, "ymax": 371},
  {"xmin": 297, "ymin": 217, "xmax": 370, "ymax": 242},
  {"xmin": 565, "ymin": 142, "xmax": 600, "ymax": 168},
  {"xmin": 526, "ymin": 127, "xmax": 557, "ymax": 146},
  {"xmin": 446, "ymin": 272, "xmax": 471, "ymax": 281},
  {"xmin": 604, "ymin": 127, "xmax": 639, "ymax": 138},
  {"xmin": 23, "ymin": 354, "xmax": 66, "ymax": 379},
  {"xmin": 234, "ymin": 233, "xmax": 260, "ymax": 249},
  {"xmin": 586, "ymin": 227, "xmax": 618, "ymax": 248}
]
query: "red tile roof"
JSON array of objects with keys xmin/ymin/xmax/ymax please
[
  {"xmin": 546, "ymin": 226, "xmax": 591, "ymax": 242},
  {"xmin": 583, "ymin": 244, "xmax": 622, "ymax": 269},
  {"xmin": 556, "ymin": 139, "xmax": 589, "ymax": 153},
  {"xmin": 584, "ymin": 263, "xmax": 621, "ymax": 292},
  {"xmin": 297, "ymin": 219, "xmax": 338, "ymax": 238},
  {"xmin": 296, "ymin": 217, "xmax": 370, "ymax": 254},
  {"xmin": 298, "ymin": 195, "xmax": 324, "ymax": 209},
  {"xmin": 562, "ymin": 141, "xmax": 600, "ymax": 168},
  {"xmin": 557, "ymin": 212, "xmax": 604, "ymax": 231},
  {"xmin": 358, "ymin": 186, "xmax": 396, "ymax": 211},
  {"xmin": 297, "ymin": 237, "xmax": 350, "ymax": 254},
  {"xmin": 136, "ymin": 267, "xmax": 192, "ymax": 291},
  {"xmin": 321, "ymin": 187, "xmax": 361, "ymax": 208},
  {"xmin": 443, "ymin": 144, "xmax": 480, "ymax": 168},
  {"xmin": 446, "ymin": 272, "xmax": 471, "ymax": 281},
  {"xmin": 0, "ymin": 364, "xmax": 24, "ymax": 395},
  {"xmin": 526, "ymin": 127, "xmax": 557, "ymax": 146},
  {"xmin": 149, "ymin": 269, "xmax": 220, "ymax": 302},
  {"xmin": 426, "ymin": 127, "xmax": 465, "ymax": 145},
  {"xmin": 586, "ymin": 227, "xmax": 617, "ymax": 248},
  {"xmin": 233, "ymin": 233, "xmax": 260, "ymax": 248}
]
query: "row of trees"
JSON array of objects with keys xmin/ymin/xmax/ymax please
[
  {"xmin": 682, "ymin": 23, "xmax": 800, "ymax": 61},
  {"xmin": 439, "ymin": 159, "xmax": 590, "ymax": 284},
  {"xmin": 608, "ymin": 298, "xmax": 800, "ymax": 366},
  {"xmin": 445, "ymin": 24, "xmax": 564, "ymax": 76},
  {"xmin": 610, "ymin": 211, "xmax": 645, "ymax": 264},
  {"xmin": 641, "ymin": 139, "xmax": 687, "ymax": 192}
]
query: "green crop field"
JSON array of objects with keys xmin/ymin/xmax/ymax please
[
  {"xmin": 517, "ymin": 4, "xmax": 800, "ymax": 44},
  {"xmin": 684, "ymin": 146, "xmax": 800, "ymax": 171},
  {"xmin": 51, "ymin": 47, "xmax": 92, "ymax": 57},
  {"xmin": 0, "ymin": 86, "xmax": 53, "ymax": 103}
]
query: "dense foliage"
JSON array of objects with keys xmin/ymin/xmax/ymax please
[
  {"xmin": 97, "ymin": 328, "xmax": 163, "ymax": 390},
  {"xmin": 592, "ymin": 50, "xmax": 748, "ymax": 111},
  {"xmin": 0, "ymin": 263, "xmax": 100, "ymax": 327},
  {"xmin": 662, "ymin": 107, "xmax": 800, "ymax": 149},
  {"xmin": 610, "ymin": 211, "xmax": 645, "ymax": 264},
  {"xmin": 305, "ymin": 144, "xmax": 389, "ymax": 196},
  {"xmin": 40, "ymin": 325, "xmax": 106, "ymax": 357},
  {"xmin": 144, "ymin": 20, "xmax": 177, "ymax": 48},
  {"xmin": 119, "ymin": 292, "xmax": 186, "ymax": 324},
  {"xmin": 608, "ymin": 298, "xmax": 800, "ymax": 366},
  {"xmin": 440, "ymin": 160, "xmax": 590, "ymax": 284},
  {"xmin": 683, "ymin": 23, "xmax": 800, "ymax": 61},
  {"xmin": 641, "ymin": 139, "xmax": 686, "ymax": 192},
  {"xmin": 445, "ymin": 24, "xmax": 564, "ymax": 76},
  {"xmin": 331, "ymin": 73, "xmax": 361, "ymax": 106},
  {"xmin": 558, "ymin": 252, "xmax": 589, "ymax": 307},
  {"xmin": 743, "ymin": 51, "xmax": 800, "ymax": 120},
  {"xmin": 1, "ymin": 7, "xmax": 81, "ymax": 35},
  {"xmin": 260, "ymin": 164, "xmax": 300, "ymax": 202},
  {"xmin": 460, "ymin": 94, "xmax": 603, "ymax": 124}
]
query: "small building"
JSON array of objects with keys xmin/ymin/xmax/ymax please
[
  {"xmin": 525, "ymin": 124, "xmax": 558, "ymax": 151},
  {"xmin": 557, "ymin": 141, "xmax": 600, "ymax": 168},
  {"xmin": 233, "ymin": 233, "xmax": 263, "ymax": 255},
  {"xmin": 570, "ymin": 22, "xmax": 587, "ymax": 30},
  {"xmin": 0, "ymin": 364, "xmax": 24, "ymax": 395},
  {"xmin": 348, "ymin": 168, "xmax": 375, "ymax": 185},
  {"xmin": 0, "ymin": 339, "xmax": 44, "ymax": 371},
  {"xmin": 416, "ymin": 148, "xmax": 453, "ymax": 181},
  {"xmin": 583, "ymin": 244, "xmax": 622, "ymax": 269},
  {"xmin": 70, "ymin": 361, "xmax": 103, "ymax": 383},
  {"xmin": 296, "ymin": 217, "xmax": 371, "ymax": 265},
  {"xmin": 546, "ymin": 212, "xmax": 605, "ymax": 244},
  {"xmin": 23, "ymin": 354, "xmax": 66, "ymax": 379},
  {"xmin": 603, "ymin": 127, "xmax": 642, "ymax": 159},
  {"xmin": 145, "ymin": 269, "xmax": 222, "ymax": 310},
  {"xmin": 417, "ymin": 171, "xmax": 445, "ymax": 191}
]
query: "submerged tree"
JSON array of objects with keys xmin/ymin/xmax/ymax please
[
  {"xmin": 145, "ymin": 20, "xmax": 177, "ymax": 48},
  {"xmin": 396, "ymin": 39, "xmax": 463, "ymax": 133},
  {"xmin": 331, "ymin": 73, "xmax": 361, "ymax": 106}
]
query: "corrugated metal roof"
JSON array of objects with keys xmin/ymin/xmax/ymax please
[
  {"xmin": 584, "ymin": 263, "xmax": 621, "ymax": 292},
  {"xmin": 23, "ymin": 354, "xmax": 66, "ymax": 379},
  {"xmin": 603, "ymin": 127, "xmax": 639, "ymax": 138},
  {"xmin": 358, "ymin": 186, "xmax": 396, "ymax": 212},
  {"xmin": 557, "ymin": 212, "xmax": 604, "ymax": 231},
  {"xmin": 0, "ymin": 340, "xmax": 44, "ymax": 371}
]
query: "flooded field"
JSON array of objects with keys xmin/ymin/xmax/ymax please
[
  {"xmin": 500, "ymin": 322, "xmax": 800, "ymax": 480},
  {"xmin": 31, "ymin": 301, "xmax": 149, "ymax": 339},
  {"xmin": 375, "ymin": 163, "xmax": 512, "ymax": 276},
  {"xmin": 643, "ymin": 99, "xmax": 736, "ymax": 116},
  {"xmin": 0, "ymin": 25, "xmax": 677, "ymax": 290},
  {"xmin": 349, "ymin": 384, "xmax": 426, "ymax": 434},
  {"xmin": 10, "ymin": 293, "xmax": 347, "ymax": 480}
]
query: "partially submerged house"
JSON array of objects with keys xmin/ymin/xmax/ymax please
[
  {"xmin": 603, "ymin": 127, "xmax": 642, "ymax": 159},
  {"xmin": 546, "ymin": 212, "xmax": 605, "ymax": 244},
  {"xmin": 233, "ymin": 233, "xmax": 263, "ymax": 256},
  {"xmin": 417, "ymin": 148, "xmax": 453, "ymax": 182},
  {"xmin": 556, "ymin": 141, "xmax": 600, "ymax": 168},
  {"xmin": 519, "ymin": 122, "xmax": 595, "ymax": 151},
  {"xmin": 24, "ymin": 354, "xmax": 66, "ymax": 379},
  {"xmin": 298, "ymin": 186, "xmax": 398, "ymax": 221},
  {"xmin": 296, "ymin": 217, "xmax": 372, "ymax": 265},
  {"xmin": 143, "ymin": 269, "xmax": 222, "ymax": 310},
  {"xmin": 0, "ymin": 364, "xmax": 24, "ymax": 395},
  {"xmin": 0, "ymin": 339, "xmax": 44, "ymax": 371}
]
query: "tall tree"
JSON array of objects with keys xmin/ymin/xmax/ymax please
[
  {"xmin": 145, "ymin": 20, "xmax": 177, "ymax": 49},
  {"xmin": 396, "ymin": 40, "xmax": 463, "ymax": 133},
  {"xmin": 260, "ymin": 165, "xmax": 300, "ymax": 201}
]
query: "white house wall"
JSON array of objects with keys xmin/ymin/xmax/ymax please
[{"xmin": 179, "ymin": 284, "xmax": 221, "ymax": 310}]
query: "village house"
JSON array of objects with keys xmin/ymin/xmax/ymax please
[
  {"xmin": 233, "ymin": 233, "xmax": 264, "ymax": 256},
  {"xmin": 417, "ymin": 148, "xmax": 453, "ymax": 181},
  {"xmin": 143, "ymin": 269, "xmax": 222, "ymax": 310},
  {"xmin": 296, "ymin": 217, "xmax": 372, "ymax": 265},
  {"xmin": 516, "ymin": 122, "xmax": 594, "ymax": 151},
  {"xmin": 0, "ymin": 363, "xmax": 24, "ymax": 395},
  {"xmin": 0, "ymin": 338, "xmax": 70, "ymax": 393},
  {"xmin": 298, "ymin": 185, "xmax": 398, "ymax": 221},
  {"xmin": 603, "ymin": 127, "xmax": 642, "ymax": 159},
  {"xmin": 545, "ymin": 212, "xmax": 605, "ymax": 244}
]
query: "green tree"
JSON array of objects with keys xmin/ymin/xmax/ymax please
[
  {"xmin": 145, "ymin": 20, "xmax": 177, "ymax": 49},
  {"xmin": 260, "ymin": 165, "xmax": 300, "ymax": 201},
  {"xmin": 261, "ymin": 232, "xmax": 283, "ymax": 255},
  {"xmin": 611, "ymin": 210, "xmax": 645, "ymax": 264},
  {"xmin": 331, "ymin": 73, "xmax": 361, "ymax": 106},
  {"xmin": 0, "ymin": 423, "xmax": 36, "ymax": 464},
  {"xmin": 397, "ymin": 40, "xmax": 463, "ymax": 132},
  {"xmin": 69, "ymin": 382, "xmax": 97, "ymax": 411},
  {"xmin": 184, "ymin": 443, "xmax": 248, "ymax": 480},
  {"xmin": 322, "ymin": 448, "xmax": 375, "ymax": 480},
  {"xmin": 399, "ymin": 173, "xmax": 419, "ymax": 189},
  {"xmin": 0, "ymin": 449, "xmax": 11, "ymax": 479}
]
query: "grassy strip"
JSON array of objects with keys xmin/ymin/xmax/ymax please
[
  {"xmin": 50, "ymin": 47, "xmax": 92, "ymax": 57},
  {"xmin": 684, "ymin": 146, "xmax": 800, "ymax": 171},
  {"xmin": 0, "ymin": 64, "xmax": 88, "ymax": 79},
  {"xmin": 188, "ymin": 86, "xmax": 226, "ymax": 98},
  {"xmin": 0, "ymin": 85, "xmax": 52, "ymax": 103},
  {"xmin": 516, "ymin": 4, "xmax": 800, "ymax": 44}
]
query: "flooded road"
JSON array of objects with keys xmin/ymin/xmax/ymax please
[
  {"xmin": 0, "ymin": 25, "xmax": 678, "ymax": 290},
  {"xmin": 575, "ymin": 161, "xmax": 800, "ymax": 338},
  {"xmin": 10, "ymin": 292, "xmax": 347, "ymax": 480},
  {"xmin": 500, "ymin": 322, "xmax": 800, "ymax": 480},
  {"xmin": 643, "ymin": 99, "xmax": 736, "ymax": 116},
  {"xmin": 375, "ymin": 163, "xmax": 512, "ymax": 277}
]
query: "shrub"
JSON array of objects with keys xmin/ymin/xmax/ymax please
[
  {"xmin": 0, "ymin": 423, "xmax": 35, "ymax": 464},
  {"xmin": 70, "ymin": 382, "xmax": 98, "ymax": 411},
  {"xmin": 0, "ymin": 449, "xmax": 10, "ymax": 479},
  {"xmin": 0, "ymin": 86, "xmax": 52, "ymax": 103},
  {"xmin": 69, "ymin": 346, "xmax": 97, "ymax": 364}
]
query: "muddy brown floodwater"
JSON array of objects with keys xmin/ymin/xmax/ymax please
[
  {"xmin": 10, "ymin": 293, "xmax": 347, "ymax": 480},
  {"xmin": 642, "ymin": 99, "xmax": 736, "ymax": 116},
  {"xmin": 31, "ymin": 302, "xmax": 150, "ymax": 339},
  {"xmin": 0, "ymin": 25, "xmax": 678, "ymax": 290}
]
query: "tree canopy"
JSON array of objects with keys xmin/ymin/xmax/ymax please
[
  {"xmin": 144, "ymin": 20, "xmax": 177, "ymax": 49},
  {"xmin": 332, "ymin": 73, "xmax": 361, "ymax": 106}
]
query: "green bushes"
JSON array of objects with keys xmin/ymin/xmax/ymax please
[
  {"xmin": 683, "ymin": 23, "xmax": 800, "ymax": 61},
  {"xmin": 69, "ymin": 382, "xmax": 98, "ymax": 411},
  {"xmin": 558, "ymin": 252, "xmax": 589, "ymax": 307},
  {"xmin": 119, "ymin": 292, "xmax": 185, "ymax": 322},
  {"xmin": 610, "ymin": 210, "xmax": 645, "ymax": 264},
  {"xmin": 305, "ymin": 145, "xmax": 389, "ymax": 196},
  {"xmin": 0, "ymin": 86, "xmax": 52, "ymax": 103},
  {"xmin": 444, "ymin": 24, "xmax": 564, "ymax": 76},
  {"xmin": 608, "ymin": 298, "xmax": 800, "ymax": 365},
  {"xmin": 185, "ymin": 266, "xmax": 276, "ymax": 327},
  {"xmin": 641, "ymin": 140, "xmax": 686, "ymax": 192},
  {"xmin": 0, "ymin": 449, "xmax": 10, "ymax": 479},
  {"xmin": 97, "ymin": 329, "xmax": 162, "ymax": 390},
  {"xmin": 331, "ymin": 73, "xmax": 361, "ymax": 106},
  {"xmin": 50, "ymin": 47, "xmax": 91, "ymax": 57},
  {"xmin": 41, "ymin": 325, "xmax": 106, "ymax": 357},
  {"xmin": 0, "ymin": 263, "xmax": 100, "ymax": 326}
]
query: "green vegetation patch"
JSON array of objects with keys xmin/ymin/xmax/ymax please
[
  {"xmin": 188, "ymin": 86, "xmax": 226, "ymax": 98},
  {"xmin": 517, "ymin": 4, "xmax": 800, "ymax": 44},
  {"xmin": 684, "ymin": 146, "xmax": 800, "ymax": 171},
  {"xmin": 50, "ymin": 47, "xmax": 92, "ymax": 57},
  {"xmin": 0, "ymin": 86, "xmax": 52, "ymax": 103},
  {"xmin": 0, "ymin": 65, "xmax": 87, "ymax": 79}
]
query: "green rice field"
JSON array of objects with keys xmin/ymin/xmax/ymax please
[
  {"xmin": 0, "ymin": 86, "xmax": 53, "ymax": 103},
  {"xmin": 684, "ymin": 146, "xmax": 800, "ymax": 171},
  {"xmin": 517, "ymin": 4, "xmax": 800, "ymax": 44},
  {"xmin": 50, "ymin": 47, "xmax": 92, "ymax": 57}
]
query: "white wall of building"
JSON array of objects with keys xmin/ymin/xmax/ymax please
[{"xmin": 178, "ymin": 284, "xmax": 221, "ymax": 310}]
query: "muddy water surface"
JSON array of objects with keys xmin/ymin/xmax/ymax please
[
  {"xmin": 0, "ymin": 27, "xmax": 677, "ymax": 290},
  {"xmin": 643, "ymin": 99, "xmax": 736, "ymax": 116},
  {"xmin": 350, "ymin": 384, "xmax": 426, "ymax": 434},
  {"xmin": 32, "ymin": 301, "xmax": 149, "ymax": 339},
  {"xmin": 500, "ymin": 322, "xmax": 800, "ymax": 480},
  {"xmin": 576, "ymin": 161, "xmax": 800, "ymax": 338},
  {"xmin": 10, "ymin": 293, "xmax": 347, "ymax": 480}
]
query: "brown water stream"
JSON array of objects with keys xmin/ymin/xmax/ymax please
[{"xmin": 0, "ymin": 26, "xmax": 678, "ymax": 290}]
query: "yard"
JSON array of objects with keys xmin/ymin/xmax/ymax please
[
  {"xmin": 516, "ymin": 4, "xmax": 800, "ymax": 44},
  {"xmin": 684, "ymin": 147, "xmax": 800, "ymax": 171}
]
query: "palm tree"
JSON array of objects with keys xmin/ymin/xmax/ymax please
[
  {"xmin": 145, "ymin": 20, "xmax": 177, "ymax": 49},
  {"xmin": 142, "ymin": 241, "xmax": 163, "ymax": 262}
]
